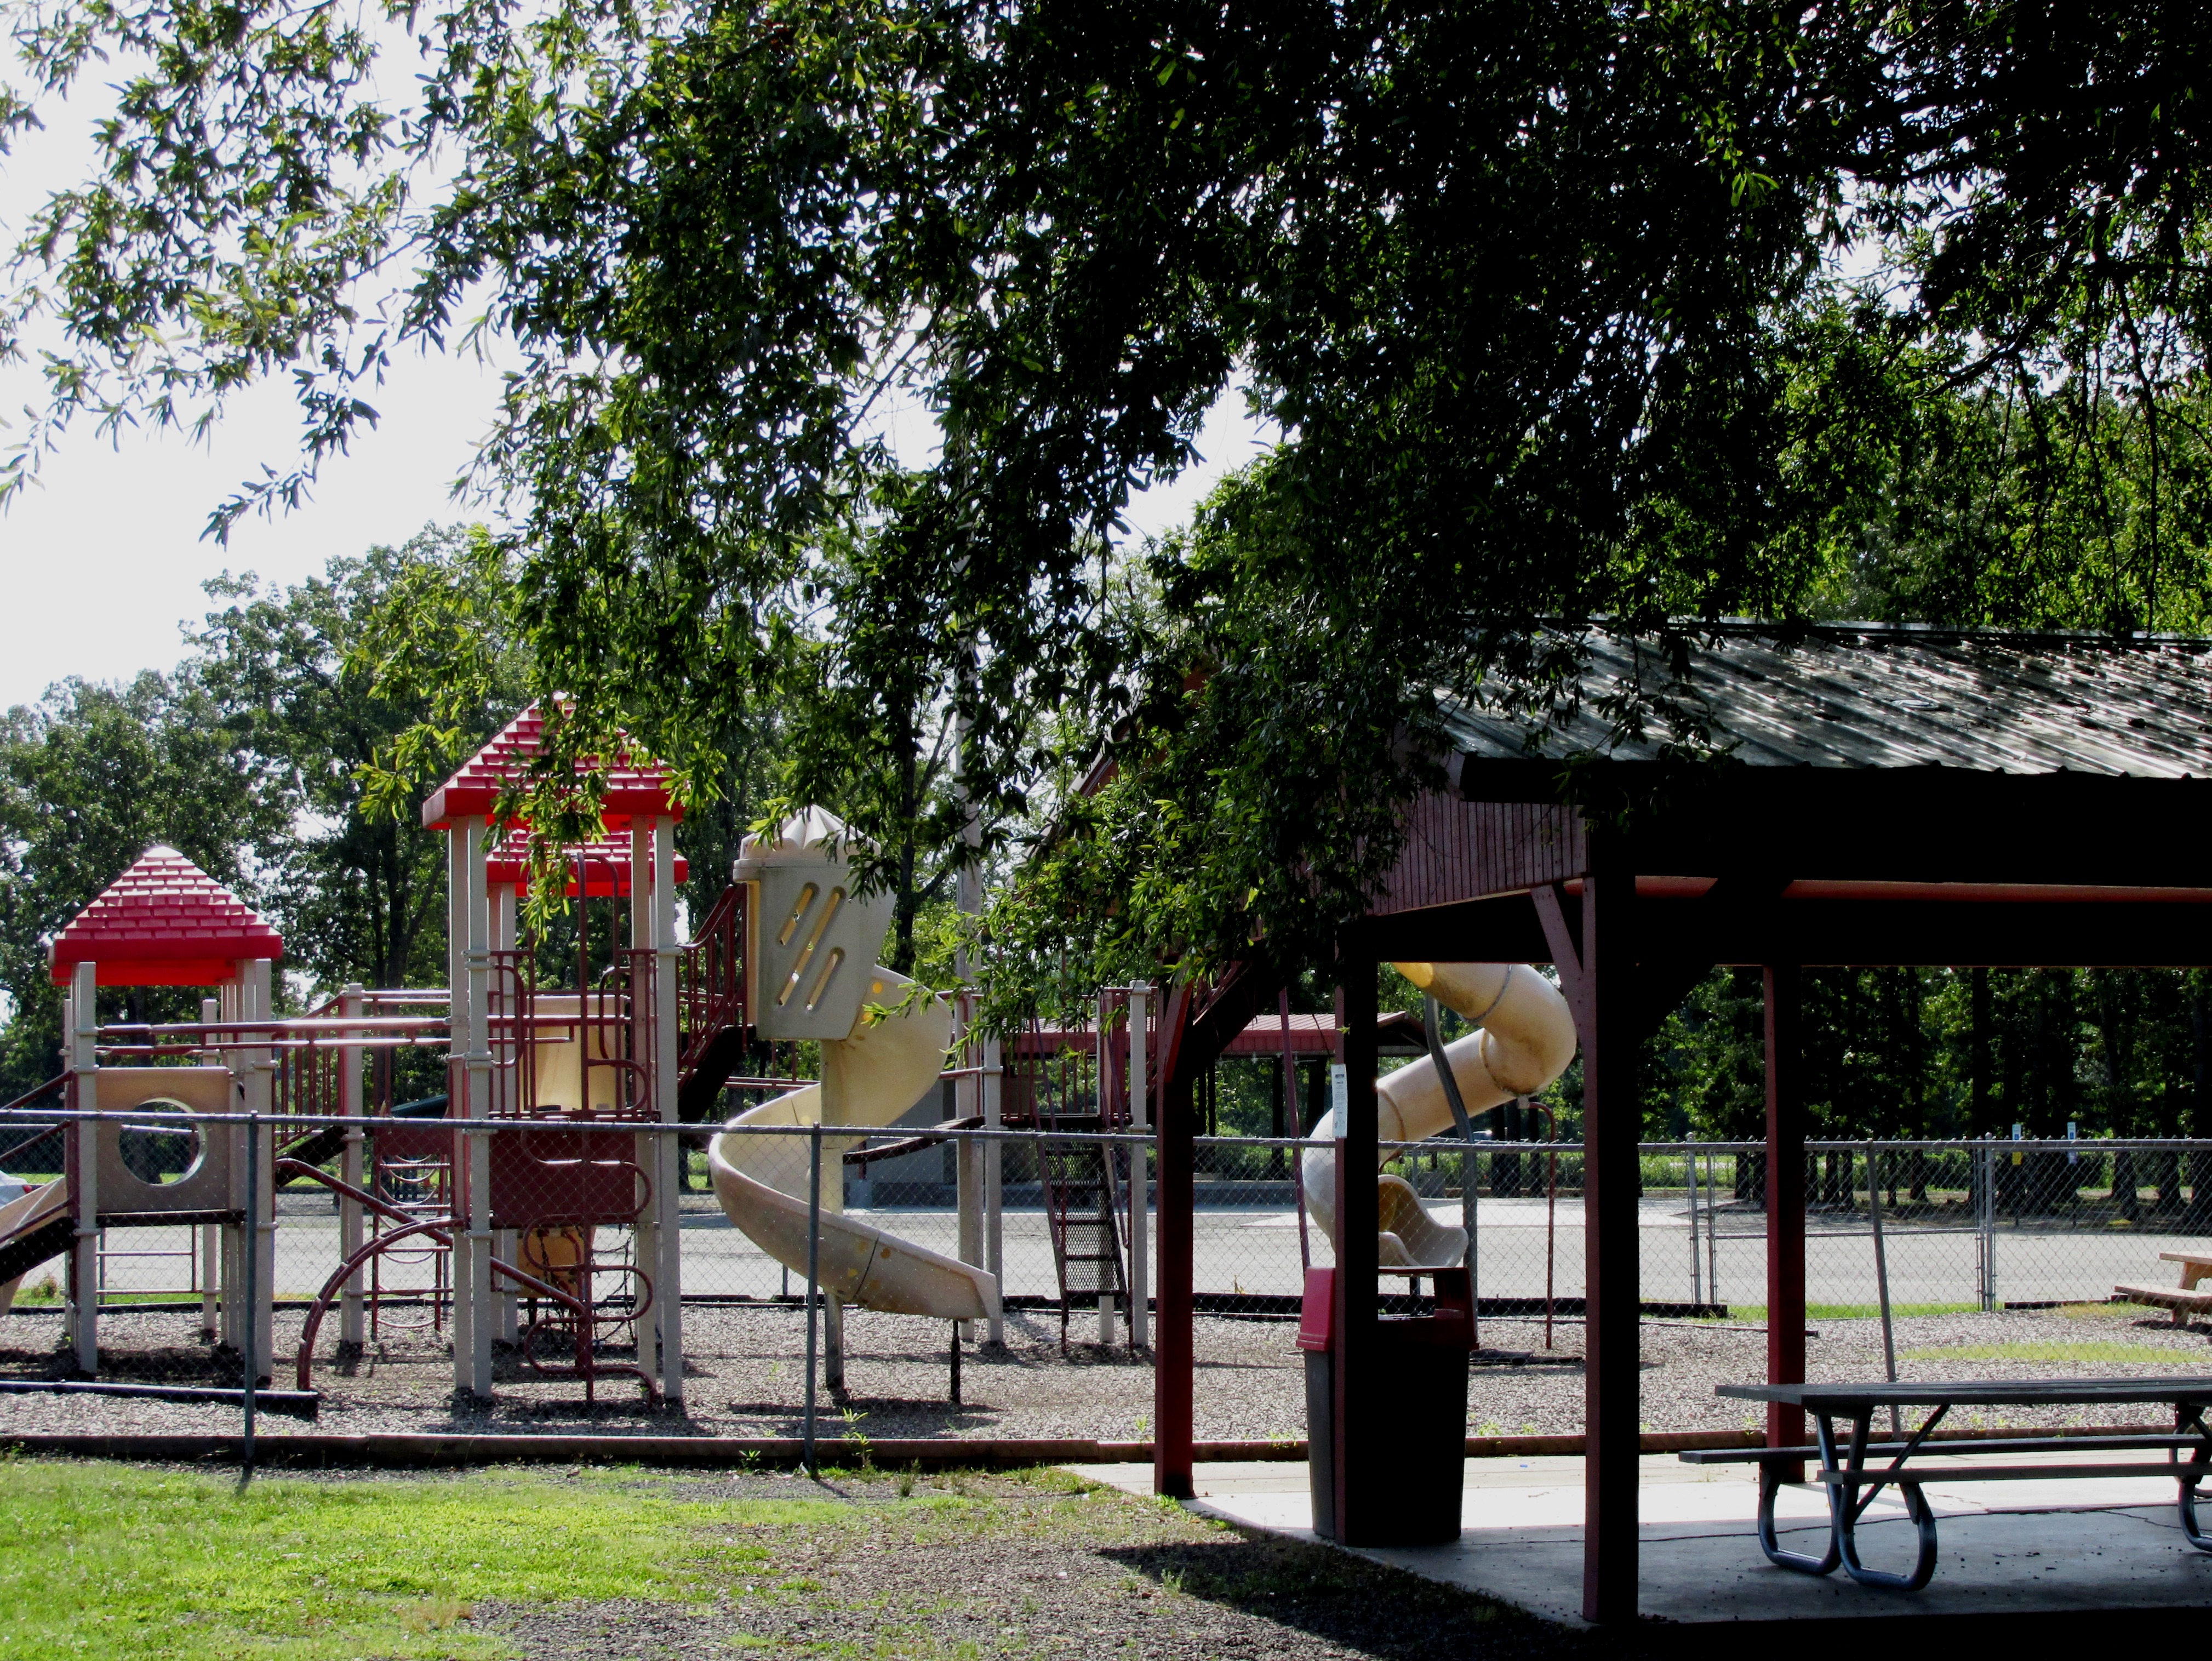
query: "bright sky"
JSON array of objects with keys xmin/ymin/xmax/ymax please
[{"xmin": 0, "ymin": 75, "xmax": 1275, "ymax": 711}]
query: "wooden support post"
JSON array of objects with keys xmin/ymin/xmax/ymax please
[
  {"xmin": 1153, "ymin": 994, "xmax": 1196, "ymax": 1499},
  {"xmin": 1537, "ymin": 872, "xmax": 1640, "ymax": 1622},
  {"xmin": 1129, "ymin": 983, "xmax": 1151, "ymax": 1353},
  {"xmin": 1333, "ymin": 954, "xmax": 1383, "ymax": 1541},
  {"xmin": 1764, "ymin": 963, "xmax": 1807, "ymax": 1477},
  {"xmin": 1581, "ymin": 866, "xmax": 1640, "ymax": 1622}
]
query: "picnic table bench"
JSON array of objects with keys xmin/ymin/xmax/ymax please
[
  {"xmin": 1682, "ymin": 1378, "xmax": 2212, "ymax": 1590},
  {"xmin": 2116, "ymin": 1252, "xmax": 2212, "ymax": 1325}
]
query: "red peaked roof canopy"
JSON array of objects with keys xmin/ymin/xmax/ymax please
[
  {"xmin": 48, "ymin": 846, "xmax": 283, "ymax": 986},
  {"xmin": 484, "ymin": 829, "xmax": 689, "ymax": 896},
  {"xmin": 421, "ymin": 704, "xmax": 682, "ymax": 832}
]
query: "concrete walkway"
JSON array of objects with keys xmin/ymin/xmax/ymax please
[{"xmin": 1066, "ymin": 1452, "xmax": 2212, "ymax": 1625}]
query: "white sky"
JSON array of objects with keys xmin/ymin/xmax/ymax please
[{"xmin": 0, "ymin": 58, "xmax": 1275, "ymax": 712}]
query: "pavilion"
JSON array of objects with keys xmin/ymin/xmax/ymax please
[{"xmin": 1146, "ymin": 621, "xmax": 2212, "ymax": 1622}]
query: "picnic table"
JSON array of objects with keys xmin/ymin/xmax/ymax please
[
  {"xmin": 1684, "ymin": 1378, "xmax": 2212, "ymax": 1590},
  {"xmin": 2116, "ymin": 1252, "xmax": 2212, "ymax": 1325}
]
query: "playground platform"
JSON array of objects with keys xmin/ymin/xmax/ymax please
[{"xmin": 1067, "ymin": 1451, "xmax": 2212, "ymax": 1625}]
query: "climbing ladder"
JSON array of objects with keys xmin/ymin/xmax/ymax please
[{"xmin": 1038, "ymin": 1112, "xmax": 1129, "ymax": 1349}]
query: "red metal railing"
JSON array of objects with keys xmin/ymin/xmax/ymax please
[{"xmin": 677, "ymin": 883, "xmax": 746, "ymax": 1087}]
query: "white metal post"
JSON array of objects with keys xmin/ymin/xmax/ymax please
[
  {"xmin": 489, "ymin": 892, "xmax": 519, "ymax": 1345},
  {"xmin": 983, "ymin": 1026, "xmax": 1003, "ymax": 1346},
  {"xmin": 462, "ymin": 819, "xmax": 495, "ymax": 1396},
  {"xmin": 1098, "ymin": 990, "xmax": 1117, "ymax": 1345},
  {"xmin": 447, "ymin": 822, "xmax": 476, "ymax": 1392},
  {"xmin": 219, "ymin": 980, "xmax": 244, "ymax": 1355},
  {"xmin": 651, "ymin": 816, "xmax": 683, "ymax": 1402},
  {"xmin": 627, "ymin": 820, "xmax": 662, "ymax": 1394},
  {"xmin": 241, "ymin": 958, "xmax": 277, "ymax": 1384},
  {"xmin": 954, "ymin": 992, "xmax": 981, "ymax": 1345},
  {"xmin": 68, "ymin": 962, "xmax": 98, "ymax": 1374},
  {"xmin": 338, "ymin": 983, "xmax": 366, "ymax": 1348},
  {"xmin": 199, "ymin": 995, "xmax": 224, "ymax": 1343},
  {"xmin": 1129, "ymin": 983, "xmax": 1150, "ymax": 1351}
]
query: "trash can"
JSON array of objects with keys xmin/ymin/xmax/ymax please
[
  {"xmin": 1297, "ymin": 1268, "xmax": 1338, "ymax": 1539},
  {"xmin": 1300, "ymin": 1264, "xmax": 1473, "ymax": 1546}
]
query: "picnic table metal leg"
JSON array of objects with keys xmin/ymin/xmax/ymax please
[
  {"xmin": 2174, "ymin": 1405, "xmax": 2212, "ymax": 1552},
  {"xmin": 1831, "ymin": 1406, "xmax": 1941, "ymax": 1591},
  {"xmin": 1756, "ymin": 1458, "xmax": 1841, "ymax": 1576}
]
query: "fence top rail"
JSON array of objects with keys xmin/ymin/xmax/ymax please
[{"xmin": 5, "ymin": 1109, "xmax": 2209, "ymax": 1161}]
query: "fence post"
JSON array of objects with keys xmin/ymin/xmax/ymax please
[
  {"xmin": 804, "ymin": 1121, "xmax": 822, "ymax": 1474},
  {"xmin": 241, "ymin": 1106, "xmax": 259, "ymax": 1483},
  {"xmin": 1686, "ymin": 1134, "xmax": 1701, "ymax": 1309},
  {"xmin": 984, "ymin": 1029, "xmax": 1004, "ymax": 1346},
  {"xmin": 1991, "ymin": 1141, "xmax": 2008, "ymax": 1309}
]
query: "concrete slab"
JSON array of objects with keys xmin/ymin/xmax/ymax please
[{"xmin": 1064, "ymin": 1454, "xmax": 2212, "ymax": 1626}]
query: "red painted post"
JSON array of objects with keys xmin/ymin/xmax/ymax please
[
  {"xmin": 1153, "ymin": 1052, "xmax": 1196, "ymax": 1499},
  {"xmin": 1764, "ymin": 963, "xmax": 1807, "ymax": 1479},
  {"xmin": 1334, "ymin": 953, "xmax": 1381, "ymax": 1538},
  {"xmin": 1580, "ymin": 861, "xmax": 1641, "ymax": 1624}
]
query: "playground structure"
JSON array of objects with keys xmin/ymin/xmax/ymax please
[{"xmin": 0, "ymin": 707, "xmax": 1203, "ymax": 1405}]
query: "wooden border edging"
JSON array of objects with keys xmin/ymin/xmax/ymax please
[{"xmin": 0, "ymin": 1421, "xmax": 2167, "ymax": 1470}]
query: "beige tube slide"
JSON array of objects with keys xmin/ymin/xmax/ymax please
[
  {"xmin": 1302, "ymin": 962, "xmax": 1577, "ymax": 1270},
  {"xmin": 706, "ymin": 971, "xmax": 998, "ymax": 1322}
]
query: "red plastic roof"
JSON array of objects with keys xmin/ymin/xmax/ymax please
[
  {"xmin": 421, "ymin": 704, "xmax": 682, "ymax": 831},
  {"xmin": 484, "ymin": 829, "xmax": 689, "ymax": 897},
  {"xmin": 48, "ymin": 846, "xmax": 282, "ymax": 986}
]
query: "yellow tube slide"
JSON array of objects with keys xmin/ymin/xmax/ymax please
[
  {"xmin": 1302, "ymin": 962, "xmax": 1578, "ymax": 1270},
  {"xmin": 705, "ymin": 971, "xmax": 998, "ymax": 1322}
]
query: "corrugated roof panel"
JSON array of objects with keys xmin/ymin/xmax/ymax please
[
  {"xmin": 48, "ymin": 846, "xmax": 282, "ymax": 985},
  {"xmin": 1447, "ymin": 626, "xmax": 2212, "ymax": 778}
]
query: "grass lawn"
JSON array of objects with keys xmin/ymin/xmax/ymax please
[
  {"xmin": 0, "ymin": 1458, "xmax": 1557, "ymax": 1661},
  {"xmin": 1896, "ymin": 1340, "xmax": 2204, "ymax": 1365},
  {"xmin": 1700, "ymin": 1303, "xmax": 1984, "ymax": 1321}
]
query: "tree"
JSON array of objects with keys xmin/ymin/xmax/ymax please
[
  {"xmin": 188, "ymin": 525, "xmax": 530, "ymax": 996},
  {"xmin": 0, "ymin": 673, "xmax": 285, "ymax": 1094},
  {"xmin": 7, "ymin": 0, "xmax": 2210, "ymax": 985}
]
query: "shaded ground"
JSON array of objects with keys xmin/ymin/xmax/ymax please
[{"xmin": 476, "ymin": 1466, "xmax": 1582, "ymax": 1661}]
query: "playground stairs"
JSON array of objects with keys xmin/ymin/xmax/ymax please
[
  {"xmin": 1038, "ymin": 1114, "xmax": 1129, "ymax": 1348},
  {"xmin": 673, "ymin": 883, "xmax": 749, "ymax": 1121}
]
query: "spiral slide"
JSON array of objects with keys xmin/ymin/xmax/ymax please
[
  {"xmin": 1302, "ymin": 962, "xmax": 1577, "ymax": 1269},
  {"xmin": 705, "ymin": 971, "xmax": 998, "ymax": 1321}
]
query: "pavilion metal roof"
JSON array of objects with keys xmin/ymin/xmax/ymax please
[{"xmin": 1443, "ymin": 624, "xmax": 2212, "ymax": 778}]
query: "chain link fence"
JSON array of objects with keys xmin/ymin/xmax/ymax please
[{"xmin": 7, "ymin": 1111, "xmax": 2212, "ymax": 1446}]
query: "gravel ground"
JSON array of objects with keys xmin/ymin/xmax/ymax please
[{"xmin": 1, "ymin": 1298, "xmax": 2207, "ymax": 1440}]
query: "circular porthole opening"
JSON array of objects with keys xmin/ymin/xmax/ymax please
[{"xmin": 117, "ymin": 1103, "xmax": 204, "ymax": 1186}]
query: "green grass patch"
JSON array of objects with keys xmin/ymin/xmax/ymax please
[
  {"xmin": 1897, "ymin": 1340, "xmax": 2198, "ymax": 1365},
  {"xmin": 1702, "ymin": 1302, "xmax": 1983, "ymax": 1322},
  {"xmin": 0, "ymin": 1459, "xmax": 854, "ymax": 1660}
]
